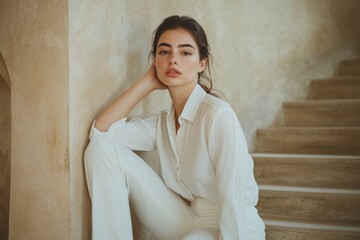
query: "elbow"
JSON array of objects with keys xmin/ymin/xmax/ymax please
[{"xmin": 94, "ymin": 118, "xmax": 111, "ymax": 132}]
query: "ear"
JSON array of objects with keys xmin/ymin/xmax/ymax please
[{"xmin": 199, "ymin": 58, "xmax": 207, "ymax": 73}]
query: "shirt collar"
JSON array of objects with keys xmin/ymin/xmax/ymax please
[{"xmin": 166, "ymin": 84, "xmax": 207, "ymax": 123}]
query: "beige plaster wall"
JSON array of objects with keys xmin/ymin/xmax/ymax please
[
  {"xmin": 70, "ymin": 0, "xmax": 360, "ymax": 239},
  {"xmin": 0, "ymin": 40, "xmax": 11, "ymax": 240},
  {"xmin": 0, "ymin": 75, "xmax": 10, "ymax": 240},
  {"xmin": 0, "ymin": 0, "xmax": 71, "ymax": 239}
]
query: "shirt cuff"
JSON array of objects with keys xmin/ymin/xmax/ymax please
[{"xmin": 89, "ymin": 118, "xmax": 127, "ymax": 140}]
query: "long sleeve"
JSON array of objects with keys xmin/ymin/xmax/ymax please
[
  {"xmin": 208, "ymin": 108, "xmax": 258, "ymax": 240},
  {"xmin": 89, "ymin": 116, "xmax": 158, "ymax": 151}
]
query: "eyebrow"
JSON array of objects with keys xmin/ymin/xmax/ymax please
[{"xmin": 157, "ymin": 43, "xmax": 195, "ymax": 49}]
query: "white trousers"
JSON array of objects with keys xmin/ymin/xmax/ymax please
[{"xmin": 85, "ymin": 135, "xmax": 220, "ymax": 240}]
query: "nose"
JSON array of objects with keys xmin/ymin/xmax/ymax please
[{"xmin": 169, "ymin": 57, "xmax": 177, "ymax": 65}]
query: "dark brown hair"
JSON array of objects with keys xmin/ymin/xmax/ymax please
[{"xmin": 150, "ymin": 15, "xmax": 218, "ymax": 97}]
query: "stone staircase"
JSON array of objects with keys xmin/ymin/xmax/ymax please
[{"xmin": 253, "ymin": 59, "xmax": 360, "ymax": 239}]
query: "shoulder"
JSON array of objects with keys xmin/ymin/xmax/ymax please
[
  {"xmin": 199, "ymin": 94, "xmax": 235, "ymax": 118},
  {"xmin": 194, "ymin": 94, "xmax": 240, "ymax": 134},
  {"xmin": 202, "ymin": 95, "xmax": 243, "ymax": 130},
  {"xmin": 202, "ymin": 94, "xmax": 232, "ymax": 112}
]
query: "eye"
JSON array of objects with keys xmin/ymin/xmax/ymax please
[
  {"xmin": 158, "ymin": 50, "xmax": 169, "ymax": 55},
  {"xmin": 181, "ymin": 51, "xmax": 192, "ymax": 56}
]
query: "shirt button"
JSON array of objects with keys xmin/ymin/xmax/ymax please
[{"xmin": 176, "ymin": 166, "xmax": 179, "ymax": 171}]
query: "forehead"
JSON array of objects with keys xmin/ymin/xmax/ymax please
[{"xmin": 157, "ymin": 28, "xmax": 198, "ymax": 48}]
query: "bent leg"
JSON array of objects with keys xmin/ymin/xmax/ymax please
[
  {"xmin": 85, "ymin": 136, "xmax": 194, "ymax": 240},
  {"xmin": 119, "ymin": 148, "xmax": 194, "ymax": 239},
  {"xmin": 85, "ymin": 136, "xmax": 133, "ymax": 240}
]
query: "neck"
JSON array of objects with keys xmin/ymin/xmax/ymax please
[{"xmin": 168, "ymin": 82, "xmax": 197, "ymax": 121}]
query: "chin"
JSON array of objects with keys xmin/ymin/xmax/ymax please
[{"xmin": 159, "ymin": 77, "xmax": 180, "ymax": 86}]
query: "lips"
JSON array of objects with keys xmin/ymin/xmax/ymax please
[{"xmin": 165, "ymin": 67, "xmax": 181, "ymax": 77}]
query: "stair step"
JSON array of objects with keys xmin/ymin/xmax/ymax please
[
  {"xmin": 252, "ymin": 153, "xmax": 360, "ymax": 189},
  {"xmin": 283, "ymin": 99, "xmax": 360, "ymax": 127},
  {"xmin": 339, "ymin": 59, "xmax": 360, "ymax": 76},
  {"xmin": 265, "ymin": 220, "xmax": 360, "ymax": 240},
  {"xmin": 257, "ymin": 186, "xmax": 360, "ymax": 226},
  {"xmin": 255, "ymin": 127, "xmax": 360, "ymax": 155},
  {"xmin": 309, "ymin": 77, "xmax": 360, "ymax": 99}
]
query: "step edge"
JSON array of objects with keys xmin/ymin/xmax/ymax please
[
  {"xmin": 283, "ymin": 98, "xmax": 360, "ymax": 106},
  {"xmin": 251, "ymin": 153, "xmax": 360, "ymax": 159},
  {"xmin": 312, "ymin": 76, "xmax": 360, "ymax": 81},
  {"xmin": 259, "ymin": 185, "xmax": 360, "ymax": 194},
  {"xmin": 340, "ymin": 59, "xmax": 360, "ymax": 65},
  {"xmin": 257, "ymin": 126, "xmax": 360, "ymax": 130},
  {"xmin": 264, "ymin": 219, "xmax": 360, "ymax": 232}
]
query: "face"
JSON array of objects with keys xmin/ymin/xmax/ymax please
[{"xmin": 154, "ymin": 28, "xmax": 207, "ymax": 89}]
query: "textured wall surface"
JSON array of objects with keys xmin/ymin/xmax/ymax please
[
  {"xmin": 0, "ymin": 0, "xmax": 359, "ymax": 239},
  {"xmin": 0, "ymin": 0, "xmax": 71, "ymax": 239},
  {"xmin": 0, "ymin": 37, "xmax": 11, "ymax": 239},
  {"xmin": 0, "ymin": 74, "xmax": 10, "ymax": 240},
  {"xmin": 0, "ymin": 9, "xmax": 12, "ymax": 240}
]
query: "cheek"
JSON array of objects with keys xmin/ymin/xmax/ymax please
[
  {"xmin": 154, "ymin": 56, "xmax": 166, "ymax": 68},
  {"xmin": 185, "ymin": 58, "xmax": 202, "ymax": 71}
]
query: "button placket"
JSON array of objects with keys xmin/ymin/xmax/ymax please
[
  {"xmin": 176, "ymin": 162, "xmax": 181, "ymax": 180},
  {"xmin": 175, "ymin": 118, "xmax": 184, "ymax": 182},
  {"xmin": 166, "ymin": 116, "xmax": 179, "ymax": 161},
  {"xmin": 168, "ymin": 115, "xmax": 194, "ymax": 200}
]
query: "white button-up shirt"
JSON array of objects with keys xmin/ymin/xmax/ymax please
[{"xmin": 90, "ymin": 84, "xmax": 261, "ymax": 239}]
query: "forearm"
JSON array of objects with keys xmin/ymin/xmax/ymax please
[{"xmin": 95, "ymin": 77, "xmax": 155, "ymax": 132}]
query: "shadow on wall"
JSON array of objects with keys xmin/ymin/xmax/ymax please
[
  {"xmin": 0, "ymin": 51, "xmax": 11, "ymax": 240},
  {"xmin": 305, "ymin": 0, "xmax": 360, "ymax": 56}
]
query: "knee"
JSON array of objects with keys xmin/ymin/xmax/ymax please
[
  {"xmin": 84, "ymin": 136, "xmax": 134, "ymax": 170},
  {"xmin": 84, "ymin": 136, "xmax": 116, "ymax": 169}
]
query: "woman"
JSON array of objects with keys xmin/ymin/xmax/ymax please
[{"xmin": 85, "ymin": 15, "xmax": 265, "ymax": 240}]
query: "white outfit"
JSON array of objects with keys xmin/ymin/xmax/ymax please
[{"xmin": 85, "ymin": 84, "xmax": 265, "ymax": 240}]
